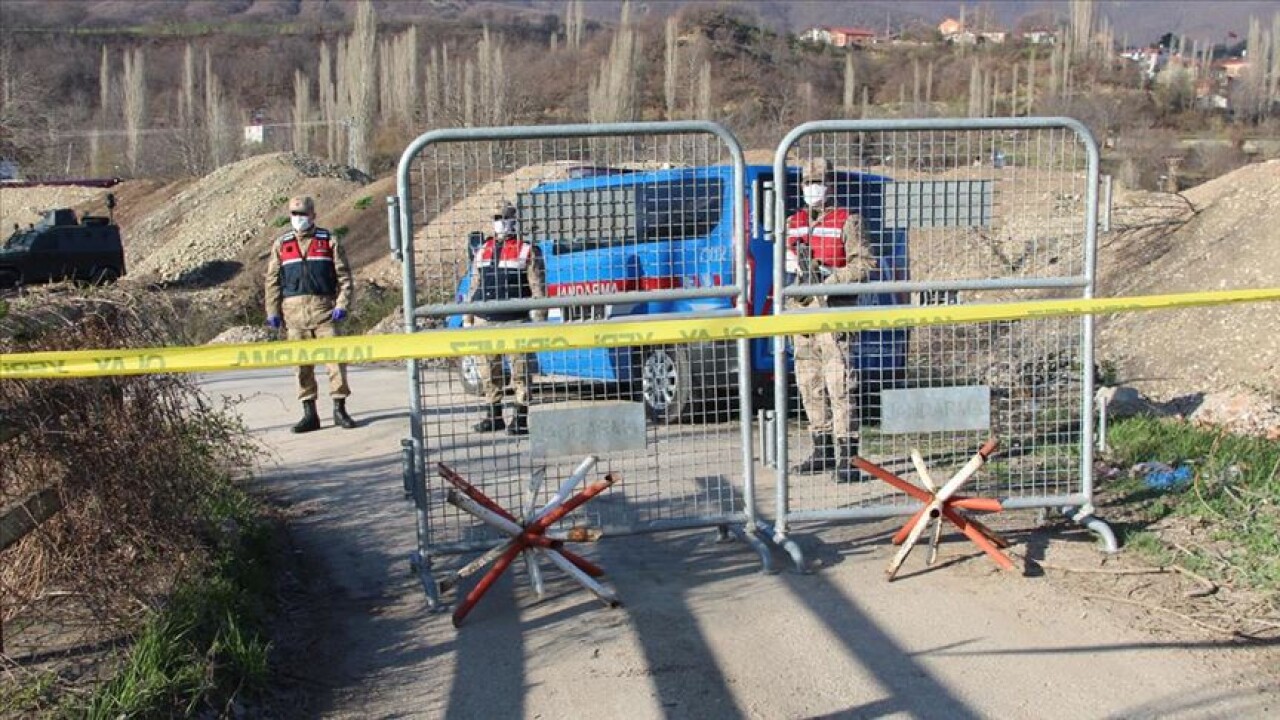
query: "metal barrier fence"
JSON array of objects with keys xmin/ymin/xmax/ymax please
[
  {"xmin": 768, "ymin": 118, "xmax": 1115, "ymax": 569},
  {"xmin": 390, "ymin": 122, "xmax": 768, "ymax": 606}
]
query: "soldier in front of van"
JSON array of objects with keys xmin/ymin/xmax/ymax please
[
  {"xmin": 465, "ymin": 202, "xmax": 546, "ymax": 436},
  {"xmin": 786, "ymin": 159, "xmax": 877, "ymax": 483}
]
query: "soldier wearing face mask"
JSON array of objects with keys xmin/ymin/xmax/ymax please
[
  {"xmin": 265, "ymin": 195, "xmax": 357, "ymax": 433},
  {"xmin": 464, "ymin": 201, "xmax": 547, "ymax": 436},
  {"xmin": 785, "ymin": 159, "xmax": 877, "ymax": 483}
]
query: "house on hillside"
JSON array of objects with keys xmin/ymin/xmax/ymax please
[
  {"xmin": 800, "ymin": 26, "xmax": 881, "ymax": 47},
  {"xmin": 1020, "ymin": 28, "xmax": 1058, "ymax": 45},
  {"xmin": 938, "ymin": 18, "xmax": 964, "ymax": 37},
  {"xmin": 831, "ymin": 27, "xmax": 878, "ymax": 46},
  {"xmin": 1218, "ymin": 58, "xmax": 1250, "ymax": 80},
  {"xmin": 800, "ymin": 27, "xmax": 832, "ymax": 44}
]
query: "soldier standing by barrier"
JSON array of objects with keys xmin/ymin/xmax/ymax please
[
  {"xmin": 265, "ymin": 195, "xmax": 358, "ymax": 433},
  {"xmin": 786, "ymin": 159, "xmax": 877, "ymax": 483},
  {"xmin": 465, "ymin": 202, "xmax": 546, "ymax": 436}
]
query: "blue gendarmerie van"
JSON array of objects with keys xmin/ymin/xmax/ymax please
[{"xmin": 450, "ymin": 164, "xmax": 909, "ymax": 423}]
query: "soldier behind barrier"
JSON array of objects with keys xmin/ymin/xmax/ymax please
[
  {"xmin": 465, "ymin": 202, "xmax": 547, "ymax": 436},
  {"xmin": 785, "ymin": 159, "xmax": 877, "ymax": 483},
  {"xmin": 264, "ymin": 195, "xmax": 358, "ymax": 433}
]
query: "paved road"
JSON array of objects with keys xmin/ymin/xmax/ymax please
[{"xmin": 206, "ymin": 366, "xmax": 1277, "ymax": 719}]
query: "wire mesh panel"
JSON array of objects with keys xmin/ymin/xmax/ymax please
[
  {"xmin": 770, "ymin": 119, "xmax": 1098, "ymax": 534},
  {"xmin": 393, "ymin": 124, "xmax": 758, "ymax": 575}
]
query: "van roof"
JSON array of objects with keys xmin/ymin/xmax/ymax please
[{"xmin": 531, "ymin": 165, "xmax": 894, "ymax": 194}]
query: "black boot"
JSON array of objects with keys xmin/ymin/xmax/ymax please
[
  {"xmin": 836, "ymin": 437, "xmax": 867, "ymax": 483},
  {"xmin": 333, "ymin": 399, "xmax": 357, "ymax": 429},
  {"xmin": 792, "ymin": 433, "xmax": 836, "ymax": 474},
  {"xmin": 506, "ymin": 406, "xmax": 529, "ymax": 436},
  {"xmin": 473, "ymin": 403, "xmax": 506, "ymax": 433},
  {"xmin": 291, "ymin": 400, "xmax": 321, "ymax": 434}
]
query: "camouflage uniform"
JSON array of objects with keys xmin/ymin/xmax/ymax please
[
  {"xmin": 789, "ymin": 214, "xmax": 876, "ymax": 440},
  {"xmin": 787, "ymin": 158, "xmax": 877, "ymax": 477},
  {"xmin": 264, "ymin": 223, "xmax": 355, "ymax": 402},
  {"xmin": 465, "ymin": 223, "xmax": 546, "ymax": 434}
]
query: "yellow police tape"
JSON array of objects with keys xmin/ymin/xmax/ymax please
[{"xmin": 2, "ymin": 288, "xmax": 1279, "ymax": 380}]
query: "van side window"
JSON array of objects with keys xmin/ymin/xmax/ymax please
[
  {"xmin": 641, "ymin": 179, "xmax": 723, "ymax": 241},
  {"xmin": 522, "ymin": 177, "xmax": 723, "ymax": 255}
]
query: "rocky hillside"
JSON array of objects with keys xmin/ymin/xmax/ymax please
[{"xmin": 1096, "ymin": 160, "xmax": 1280, "ymax": 403}]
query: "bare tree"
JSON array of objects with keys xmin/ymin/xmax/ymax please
[
  {"xmin": 293, "ymin": 70, "xmax": 311, "ymax": 155},
  {"xmin": 1027, "ymin": 48, "xmax": 1037, "ymax": 113},
  {"xmin": 1010, "ymin": 63, "xmax": 1019, "ymax": 116},
  {"xmin": 925, "ymin": 61, "xmax": 934, "ymax": 114},
  {"xmin": 843, "ymin": 52, "xmax": 856, "ymax": 118},
  {"xmin": 92, "ymin": 44, "xmax": 113, "ymax": 175},
  {"xmin": 1271, "ymin": 13, "xmax": 1280, "ymax": 108},
  {"xmin": 1070, "ymin": 0, "xmax": 1095, "ymax": 59},
  {"xmin": 463, "ymin": 57, "xmax": 475, "ymax": 126},
  {"xmin": 318, "ymin": 41, "xmax": 338, "ymax": 162},
  {"xmin": 1049, "ymin": 43, "xmax": 1061, "ymax": 99},
  {"xmin": 174, "ymin": 43, "xmax": 207, "ymax": 175},
  {"xmin": 912, "ymin": 58, "xmax": 921, "ymax": 113},
  {"xmin": 423, "ymin": 45, "xmax": 439, "ymax": 125},
  {"xmin": 0, "ymin": 37, "xmax": 55, "ymax": 173},
  {"xmin": 122, "ymin": 47, "xmax": 145, "ymax": 175},
  {"xmin": 476, "ymin": 25, "xmax": 508, "ymax": 126},
  {"xmin": 664, "ymin": 16, "xmax": 679, "ymax": 119},
  {"xmin": 588, "ymin": 1, "xmax": 641, "ymax": 123},
  {"xmin": 98, "ymin": 44, "xmax": 112, "ymax": 118},
  {"xmin": 566, "ymin": 0, "xmax": 585, "ymax": 51},
  {"xmin": 346, "ymin": 0, "xmax": 377, "ymax": 173},
  {"xmin": 968, "ymin": 60, "xmax": 982, "ymax": 117},
  {"xmin": 696, "ymin": 57, "xmax": 712, "ymax": 119},
  {"xmin": 203, "ymin": 48, "xmax": 230, "ymax": 169}
]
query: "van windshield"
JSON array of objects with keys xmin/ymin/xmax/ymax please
[{"xmin": 522, "ymin": 177, "xmax": 724, "ymax": 255}]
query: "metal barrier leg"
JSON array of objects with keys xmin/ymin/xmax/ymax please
[
  {"xmin": 729, "ymin": 522, "xmax": 776, "ymax": 574},
  {"xmin": 1064, "ymin": 504, "xmax": 1119, "ymax": 553},
  {"xmin": 410, "ymin": 549, "xmax": 443, "ymax": 610},
  {"xmin": 406, "ymin": 435, "xmax": 444, "ymax": 610}
]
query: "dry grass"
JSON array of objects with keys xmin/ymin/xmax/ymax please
[{"xmin": 0, "ymin": 286, "xmax": 257, "ymax": 667}]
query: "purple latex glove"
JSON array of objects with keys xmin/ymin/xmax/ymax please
[
  {"xmin": 331, "ymin": 307, "xmax": 348, "ymax": 323},
  {"xmin": 266, "ymin": 315, "xmax": 283, "ymax": 330}
]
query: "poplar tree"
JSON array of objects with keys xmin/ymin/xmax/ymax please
[{"xmin": 122, "ymin": 47, "xmax": 145, "ymax": 174}]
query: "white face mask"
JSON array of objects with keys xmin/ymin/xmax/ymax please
[
  {"xmin": 493, "ymin": 219, "xmax": 516, "ymax": 236},
  {"xmin": 802, "ymin": 184, "xmax": 827, "ymax": 208},
  {"xmin": 290, "ymin": 215, "xmax": 313, "ymax": 233}
]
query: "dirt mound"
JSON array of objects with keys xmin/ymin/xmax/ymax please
[
  {"xmin": 1096, "ymin": 159, "xmax": 1280, "ymax": 401},
  {"xmin": 362, "ymin": 162, "xmax": 583, "ymax": 290},
  {"xmin": 121, "ymin": 153, "xmax": 367, "ymax": 284}
]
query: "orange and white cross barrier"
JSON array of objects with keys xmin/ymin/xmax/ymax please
[
  {"xmin": 437, "ymin": 460, "xmax": 621, "ymax": 626},
  {"xmin": 852, "ymin": 438, "xmax": 1015, "ymax": 580}
]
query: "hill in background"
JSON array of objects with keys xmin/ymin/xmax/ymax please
[{"xmin": 4, "ymin": 0, "xmax": 1275, "ymax": 46}]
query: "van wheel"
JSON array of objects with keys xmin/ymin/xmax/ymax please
[
  {"xmin": 0, "ymin": 270, "xmax": 18, "ymax": 290},
  {"xmin": 642, "ymin": 346, "xmax": 691, "ymax": 424}
]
